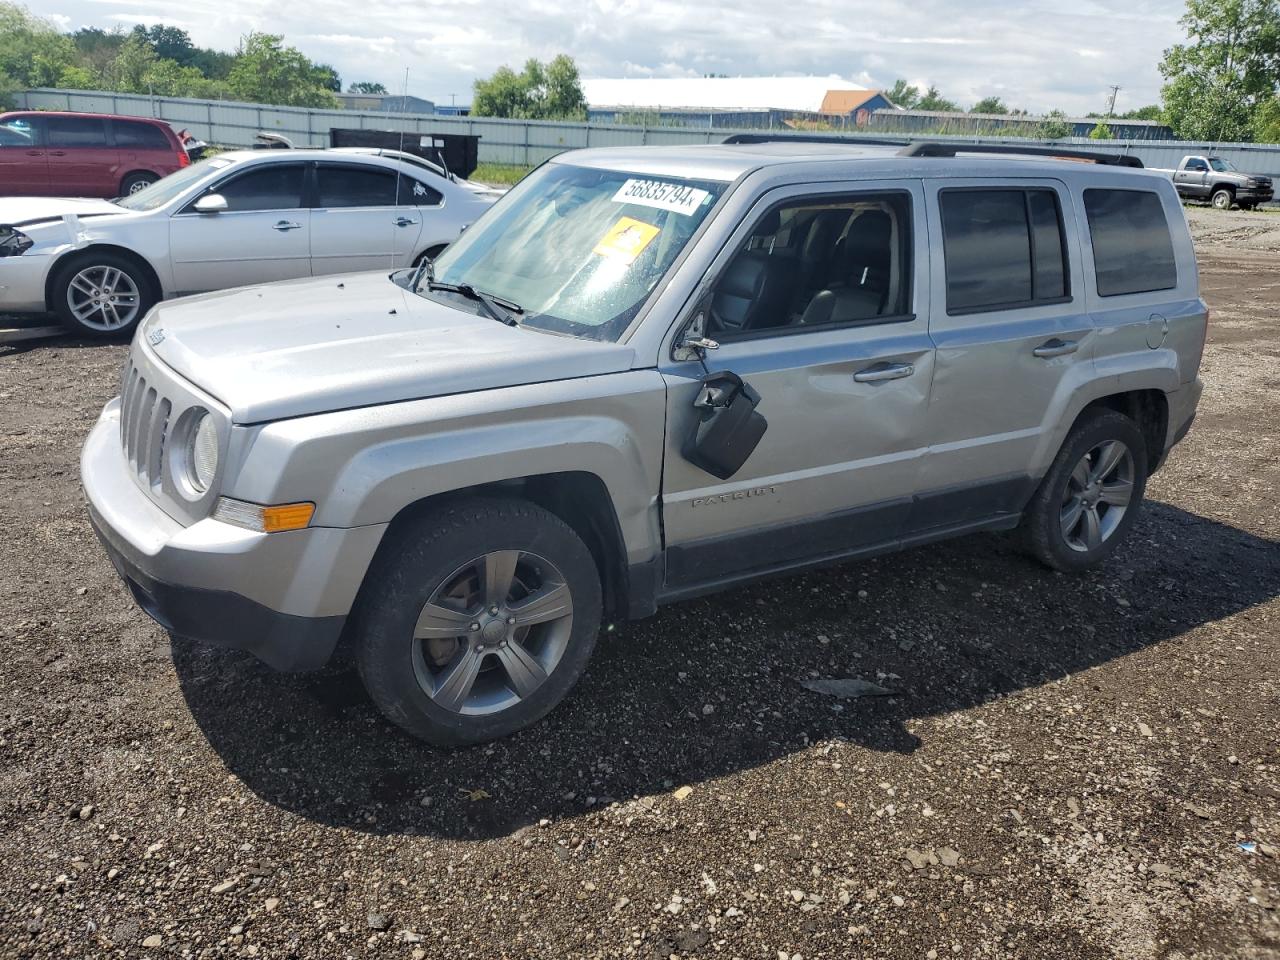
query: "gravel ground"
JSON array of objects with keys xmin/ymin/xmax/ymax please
[{"xmin": 0, "ymin": 207, "xmax": 1277, "ymax": 960}]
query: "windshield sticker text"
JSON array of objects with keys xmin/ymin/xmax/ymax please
[
  {"xmin": 593, "ymin": 217, "xmax": 661, "ymax": 265},
  {"xmin": 612, "ymin": 179, "xmax": 710, "ymax": 216}
]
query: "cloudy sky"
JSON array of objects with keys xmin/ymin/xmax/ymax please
[{"xmin": 45, "ymin": 0, "xmax": 1189, "ymax": 115}]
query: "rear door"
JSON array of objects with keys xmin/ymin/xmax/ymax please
[
  {"xmin": 112, "ymin": 119, "xmax": 177, "ymax": 184},
  {"xmin": 310, "ymin": 162, "xmax": 431, "ymax": 274},
  {"xmin": 45, "ymin": 115, "xmax": 116, "ymax": 198},
  {"xmin": 168, "ymin": 162, "xmax": 310, "ymax": 294},
  {"xmin": 915, "ymin": 178, "xmax": 1093, "ymax": 528},
  {"xmin": 0, "ymin": 115, "xmax": 49, "ymax": 196}
]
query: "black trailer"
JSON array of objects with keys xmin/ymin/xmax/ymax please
[{"xmin": 328, "ymin": 128, "xmax": 480, "ymax": 180}]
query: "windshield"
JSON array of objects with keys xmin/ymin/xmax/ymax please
[
  {"xmin": 115, "ymin": 157, "xmax": 233, "ymax": 210},
  {"xmin": 1208, "ymin": 158, "xmax": 1236, "ymax": 172},
  {"xmin": 425, "ymin": 162, "xmax": 726, "ymax": 341}
]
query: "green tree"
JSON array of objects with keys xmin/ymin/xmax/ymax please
[
  {"xmin": 1089, "ymin": 121, "xmax": 1114, "ymax": 139},
  {"xmin": 916, "ymin": 85, "xmax": 960, "ymax": 112},
  {"xmin": 348, "ymin": 80, "xmax": 387, "ymax": 94},
  {"xmin": 226, "ymin": 33, "xmax": 339, "ymax": 107},
  {"xmin": 885, "ymin": 79, "xmax": 919, "ymax": 109},
  {"xmin": 56, "ymin": 64, "xmax": 96, "ymax": 89},
  {"xmin": 1160, "ymin": 0, "xmax": 1280, "ymax": 140},
  {"xmin": 970, "ymin": 96, "xmax": 1008, "ymax": 114},
  {"xmin": 106, "ymin": 33, "xmax": 157, "ymax": 92},
  {"xmin": 131, "ymin": 23, "xmax": 195, "ymax": 65},
  {"xmin": 311, "ymin": 63, "xmax": 341, "ymax": 93},
  {"xmin": 0, "ymin": 2, "xmax": 78, "ymax": 93},
  {"xmin": 472, "ymin": 54, "xmax": 587, "ymax": 119},
  {"xmin": 1121, "ymin": 104, "xmax": 1165, "ymax": 120},
  {"xmin": 1254, "ymin": 96, "xmax": 1280, "ymax": 139},
  {"xmin": 1036, "ymin": 110, "xmax": 1074, "ymax": 139}
]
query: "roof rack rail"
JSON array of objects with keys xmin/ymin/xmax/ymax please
[
  {"xmin": 722, "ymin": 133, "xmax": 911, "ymax": 147},
  {"xmin": 898, "ymin": 141, "xmax": 1143, "ymax": 168}
]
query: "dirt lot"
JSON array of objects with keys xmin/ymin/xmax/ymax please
[{"xmin": 0, "ymin": 206, "xmax": 1277, "ymax": 960}]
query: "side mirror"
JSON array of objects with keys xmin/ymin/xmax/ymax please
[
  {"xmin": 673, "ymin": 308, "xmax": 719, "ymax": 362},
  {"xmin": 193, "ymin": 193, "xmax": 228, "ymax": 214}
]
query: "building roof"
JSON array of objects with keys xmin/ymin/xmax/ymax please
[
  {"xmin": 819, "ymin": 89, "xmax": 888, "ymax": 114},
  {"xmin": 581, "ymin": 76, "xmax": 870, "ymax": 114},
  {"xmin": 873, "ymin": 108, "xmax": 1167, "ymax": 126}
]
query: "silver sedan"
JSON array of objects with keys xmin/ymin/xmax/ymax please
[{"xmin": 0, "ymin": 149, "xmax": 497, "ymax": 337}]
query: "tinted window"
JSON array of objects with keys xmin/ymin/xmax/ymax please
[
  {"xmin": 212, "ymin": 165, "xmax": 304, "ymax": 211},
  {"xmin": 0, "ymin": 117, "xmax": 37, "ymax": 147},
  {"xmin": 114, "ymin": 121, "xmax": 171, "ymax": 150},
  {"xmin": 401, "ymin": 176, "xmax": 442, "ymax": 206},
  {"xmin": 47, "ymin": 116, "xmax": 108, "ymax": 148},
  {"xmin": 941, "ymin": 188, "xmax": 1069, "ymax": 313},
  {"xmin": 316, "ymin": 166, "xmax": 400, "ymax": 207},
  {"xmin": 1084, "ymin": 189, "xmax": 1177, "ymax": 297},
  {"xmin": 1184, "ymin": 158, "xmax": 1208, "ymax": 172}
]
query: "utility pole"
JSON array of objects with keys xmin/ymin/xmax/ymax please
[{"xmin": 1106, "ymin": 85, "xmax": 1121, "ymax": 117}]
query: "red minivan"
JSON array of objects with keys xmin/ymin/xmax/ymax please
[{"xmin": 0, "ymin": 111, "xmax": 189, "ymax": 199}]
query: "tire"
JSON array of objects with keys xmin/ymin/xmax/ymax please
[
  {"xmin": 50, "ymin": 251, "xmax": 157, "ymax": 339},
  {"xmin": 120, "ymin": 171, "xmax": 157, "ymax": 196},
  {"xmin": 414, "ymin": 244, "xmax": 447, "ymax": 266},
  {"xmin": 1211, "ymin": 188, "xmax": 1234, "ymax": 210},
  {"xmin": 355, "ymin": 497, "xmax": 602, "ymax": 747},
  {"xmin": 1020, "ymin": 410, "xmax": 1149, "ymax": 573}
]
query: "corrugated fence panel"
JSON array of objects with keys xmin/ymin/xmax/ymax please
[{"xmin": 15, "ymin": 89, "xmax": 1280, "ymax": 179}]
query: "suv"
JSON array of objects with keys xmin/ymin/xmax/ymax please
[
  {"xmin": 81, "ymin": 141, "xmax": 1206, "ymax": 746},
  {"xmin": 0, "ymin": 111, "xmax": 188, "ymax": 198}
]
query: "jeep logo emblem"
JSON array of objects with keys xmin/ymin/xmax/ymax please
[{"xmin": 147, "ymin": 327, "xmax": 165, "ymax": 346}]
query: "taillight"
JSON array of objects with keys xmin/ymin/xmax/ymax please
[{"xmin": 178, "ymin": 149, "xmax": 190, "ymax": 168}]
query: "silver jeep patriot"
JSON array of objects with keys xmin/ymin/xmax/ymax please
[{"xmin": 82, "ymin": 140, "xmax": 1206, "ymax": 746}]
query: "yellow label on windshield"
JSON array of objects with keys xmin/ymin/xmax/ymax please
[{"xmin": 593, "ymin": 216, "xmax": 660, "ymax": 265}]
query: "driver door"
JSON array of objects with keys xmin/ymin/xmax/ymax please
[{"xmin": 657, "ymin": 181, "xmax": 935, "ymax": 594}]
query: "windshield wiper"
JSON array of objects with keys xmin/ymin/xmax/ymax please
[{"xmin": 427, "ymin": 280, "xmax": 523, "ymax": 327}]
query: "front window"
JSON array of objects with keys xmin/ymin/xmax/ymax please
[
  {"xmin": 0, "ymin": 117, "xmax": 36, "ymax": 147},
  {"xmin": 1208, "ymin": 158, "xmax": 1236, "ymax": 172},
  {"xmin": 115, "ymin": 157, "xmax": 233, "ymax": 210},
  {"xmin": 424, "ymin": 163, "xmax": 726, "ymax": 341}
]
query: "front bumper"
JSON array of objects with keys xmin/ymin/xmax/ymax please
[
  {"xmin": 0, "ymin": 252, "xmax": 53, "ymax": 313},
  {"xmin": 81, "ymin": 399, "xmax": 387, "ymax": 671},
  {"xmin": 1236, "ymin": 187, "xmax": 1274, "ymax": 204}
]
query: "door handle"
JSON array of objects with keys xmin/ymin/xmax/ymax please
[
  {"xmin": 1032, "ymin": 338, "xmax": 1079, "ymax": 359},
  {"xmin": 853, "ymin": 362, "xmax": 914, "ymax": 383},
  {"xmin": 272, "ymin": 220, "xmax": 302, "ymax": 232},
  {"xmin": 394, "ymin": 217, "xmax": 418, "ymax": 227},
  {"xmin": 49, "ymin": 150, "xmax": 67, "ymax": 157},
  {"xmin": 26, "ymin": 150, "xmax": 43, "ymax": 157}
]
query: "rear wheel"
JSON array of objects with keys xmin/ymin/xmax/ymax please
[
  {"xmin": 1020, "ymin": 410, "xmax": 1148, "ymax": 572},
  {"xmin": 120, "ymin": 171, "xmax": 158, "ymax": 195},
  {"xmin": 1211, "ymin": 188, "xmax": 1234, "ymax": 210},
  {"xmin": 355, "ymin": 498, "xmax": 602, "ymax": 747},
  {"xmin": 50, "ymin": 251, "xmax": 156, "ymax": 338}
]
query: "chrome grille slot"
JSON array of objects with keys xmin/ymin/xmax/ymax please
[{"xmin": 144, "ymin": 399, "xmax": 171, "ymax": 487}]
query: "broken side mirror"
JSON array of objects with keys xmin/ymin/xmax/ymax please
[
  {"xmin": 673, "ymin": 307, "xmax": 719, "ymax": 362},
  {"xmin": 682, "ymin": 371, "xmax": 768, "ymax": 480}
]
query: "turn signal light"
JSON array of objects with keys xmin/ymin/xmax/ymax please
[{"xmin": 214, "ymin": 498, "xmax": 315, "ymax": 533}]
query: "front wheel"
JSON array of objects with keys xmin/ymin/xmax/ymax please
[
  {"xmin": 356, "ymin": 498, "xmax": 602, "ymax": 747},
  {"xmin": 1211, "ymin": 188, "xmax": 1234, "ymax": 210},
  {"xmin": 50, "ymin": 252, "xmax": 156, "ymax": 338},
  {"xmin": 1020, "ymin": 410, "xmax": 1149, "ymax": 573}
]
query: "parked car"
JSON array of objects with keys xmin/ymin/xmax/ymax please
[
  {"xmin": 1153, "ymin": 154, "xmax": 1274, "ymax": 210},
  {"xmin": 329, "ymin": 147, "xmax": 507, "ymax": 200},
  {"xmin": 0, "ymin": 149, "xmax": 495, "ymax": 336},
  {"xmin": 0, "ymin": 111, "xmax": 190, "ymax": 199},
  {"xmin": 81, "ymin": 141, "xmax": 1205, "ymax": 746}
]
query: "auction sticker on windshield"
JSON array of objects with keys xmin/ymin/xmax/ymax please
[
  {"xmin": 593, "ymin": 217, "xmax": 661, "ymax": 265},
  {"xmin": 613, "ymin": 179, "xmax": 710, "ymax": 216}
]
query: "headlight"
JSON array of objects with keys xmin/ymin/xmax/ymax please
[
  {"xmin": 0, "ymin": 225, "xmax": 33, "ymax": 257},
  {"xmin": 174, "ymin": 410, "xmax": 218, "ymax": 497}
]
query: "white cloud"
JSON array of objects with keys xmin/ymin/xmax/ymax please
[{"xmin": 46, "ymin": 0, "xmax": 1186, "ymax": 113}]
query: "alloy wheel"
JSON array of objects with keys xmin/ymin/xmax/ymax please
[
  {"xmin": 65, "ymin": 265, "xmax": 141, "ymax": 332},
  {"xmin": 1059, "ymin": 440, "xmax": 1135, "ymax": 553},
  {"xmin": 410, "ymin": 550, "xmax": 574, "ymax": 716}
]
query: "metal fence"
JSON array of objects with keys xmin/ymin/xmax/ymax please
[{"xmin": 17, "ymin": 88, "xmax": 1280, "ymax": 178}]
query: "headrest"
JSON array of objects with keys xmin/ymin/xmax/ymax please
[
  {"xmin": 752, "ymin": 208, "xmax": 782, "ymax": 237},
  {"xmin": 718, "ymin": 250, "xmax": 770, "ymax": 300},
  {"xmin": 843, "ymin": 210, "xmax": 892, "ymax": 261}
]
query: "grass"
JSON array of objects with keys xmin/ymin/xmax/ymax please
[{"xmin": 470, "ymin": 162, "xmax": 534, "ymax": 186}]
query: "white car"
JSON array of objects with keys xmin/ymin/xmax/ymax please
[{"xmin": 0, "ymin": 149, "xmax": 496, "ymax": 337}]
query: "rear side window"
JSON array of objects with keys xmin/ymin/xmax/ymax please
[
  {"xmin": 316, "ymin": 165, "xmax": 401, "ymax": 207},
  {"xmin": 1083, "ymin": 189, "xmax": 1177, "ymax": 297},
  {"xmin": 114, "ymin": 121, "xmax": 171, "ymax": 150},
  {"xmin": 940, "ymin": 188, "xmax": 1069, "ymax": 313},
  {"xmin": 46, "ymin": 116, "xmax": 108, "ymax": 148},
  {"xmin": 213, "ymin": 165, "xmax": 305, "ymax": 211}
]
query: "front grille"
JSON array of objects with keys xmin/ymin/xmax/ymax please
[{"xmin": 119, "ymin": 360, "xmax": 173, "ymax": 488}]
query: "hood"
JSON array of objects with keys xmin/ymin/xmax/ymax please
[
  {"xmin": 0, "ymin": 196, "xmax": 126, "ymax": 227},
  {"xmin": 143, "ymin": 271, "xmax": 637, "ymax": 424}
]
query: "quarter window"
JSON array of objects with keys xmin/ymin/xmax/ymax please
[
  {"xmin": 210, "ymin": 165, "xmax": 305, "ymax": 211},
  {"xmin": 113, "ymin": 121, "xmax": 171, "ymax": 150},
  {"xmin": 46, "ymin": 116, "xmax": 108, "ymax": 148},
  {"xmin": 940, "ymin": 188, "xmax": 1070, "ymax": 313},
  {"xmin": 1083, "ymin": 189, "xmax": 1177, "ymax": 297}
]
